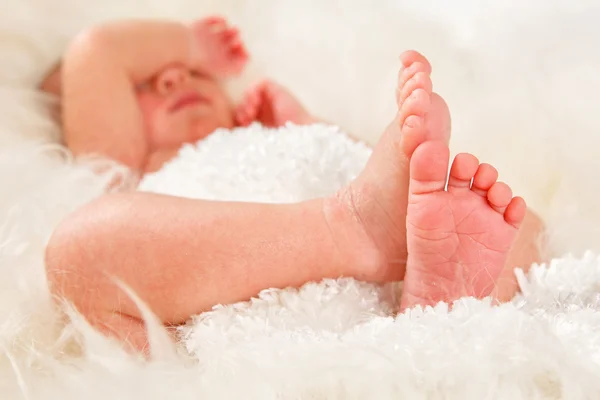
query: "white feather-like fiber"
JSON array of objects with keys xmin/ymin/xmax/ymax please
[{"xmin": 0, "ymin": 0, "xmax": 599, "ymax": 398}]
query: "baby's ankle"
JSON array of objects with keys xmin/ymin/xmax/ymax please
[{"xmin": 321, "ymin": 189, "xmax": 394, "ymax": 282}]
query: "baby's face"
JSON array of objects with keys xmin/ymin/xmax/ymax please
[{"xmin": 137, "ymin": 65, "xmax": 234, "ymax": 149}]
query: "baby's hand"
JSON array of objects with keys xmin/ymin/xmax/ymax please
[
  {"xmin": 235, "ymin": 80, "xmax": 316, "ymax": 128},
  {"xmin": 189, "ymin": 16, "xmax": 248, "ymax": 77}
]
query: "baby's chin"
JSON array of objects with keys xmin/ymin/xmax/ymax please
[{"xmin": 150, "ymin": 107, "xmax": 235, "ymax": 147}]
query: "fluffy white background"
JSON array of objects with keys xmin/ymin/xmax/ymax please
[{"xmin": 0, "ymin": 0, "xmax": 599, "ymax": 398}]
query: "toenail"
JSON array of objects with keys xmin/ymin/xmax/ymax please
[
  {"xmin": 409, "ymin": 90, "xmax": 422, "ymax": 100},
  {"xmin": 408, "ymin": 76, "xmax": 423, "ymax": 89},
  {"xmin": 403, "ymin": 115, "xmax": 422, "ymax": 129}
]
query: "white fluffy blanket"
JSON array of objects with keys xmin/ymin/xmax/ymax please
[
  {"xmin": 1, "ymin": 0, "xmax": 600, "ymax": 398},
  {"xmin": 139, "ymin": 124, "xmax": 600, "ymax": 398}
]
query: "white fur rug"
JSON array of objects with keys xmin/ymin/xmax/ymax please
[{"xmin": 1, "ymin": 0, "xmax": 600, "ymax": 398}]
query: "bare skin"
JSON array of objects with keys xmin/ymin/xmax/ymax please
[
  {"xmin": 402, "ymin": 142, "xmax": 527, "ymax": 309},
  {"xmin": 42, "ymin": 18, "xmax": 544, "ymax": 352}
]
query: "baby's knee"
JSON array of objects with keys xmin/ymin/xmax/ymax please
[
  {"xmin": 45, "ymin": 194, "xmax": 134, "ymax": 308},
  {"xmin": 45, "ymin": 210, "xmax": 90, "ymax": 304},
  {"xmin": 45, "ymin": 197, "xmax": 118, "ymax": 313}
]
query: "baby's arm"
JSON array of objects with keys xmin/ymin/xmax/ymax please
[
  {"xmin": 61, "ymin": 20, "xmax": 197, "ymax": 170},
  {"xmin": 61, "ymin": 18, "xmax": 246, "ymax": 172}
]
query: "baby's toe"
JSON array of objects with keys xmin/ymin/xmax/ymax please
[{"xmin": 487, "ymin": 182, "xmax": 513, "ymax": 214}]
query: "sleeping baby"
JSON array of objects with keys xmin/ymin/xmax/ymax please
[
  {"xmin": 41, "ymin": 17, "xmax": 544, "ymax": 353},
  {"xmin": 41, "ymin": 16, "xmax": 318, "ymax": 173}
]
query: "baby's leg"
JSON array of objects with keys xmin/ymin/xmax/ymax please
[{"xmin": 46, "ymin": 194, "xmax": 353, "ymax": 351}]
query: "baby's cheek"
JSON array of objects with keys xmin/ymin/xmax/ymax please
[
  {"xmin": 136, "ymin": 92, "xmax": 165, "ymax": 142},
  {"xmin": 202, "ymin": 84, "xmax": 235, "ymax": 128},
  {"xmin": 136, "ymin": 92, "xmax": 161, "ymax": 123}
]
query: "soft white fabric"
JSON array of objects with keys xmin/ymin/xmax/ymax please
[
  {"xmin": 139, "ymin": 125, "xmax": 600, "ymax": 399},
  {"xmin": 0, "ymin": 0, "xmax": 600, "ymax": 398},
  {"xmin": 140, "ymin": 124, "xmax": 371, "ymax": 202}
]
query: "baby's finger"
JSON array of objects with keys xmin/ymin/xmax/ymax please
[
  {"xmin": 222, "ymin": 29, "xmax": 240, "ymax": 46},
  {"xmin": 204, "ymin": 20, "xmax": 228, "ymax": 35},
  {"xmin": 228, "ymin": 37, "xmax": 244, "ymax": 52},
  {"xmin": 234, "ymin": 107, "xmax": 249, "ymax": 125},
  {"xmin": 243, "ymin": 83, "xmax": 263, "ymax": 102},
  {"xmin": 225, "ymin": 26, "xmax": 240, "ymax": 37},
  {"xmin": 229, "ymin": 47, "xmax": 248, "ymax": 64},
  {"xmin": 252, "ymin": 79, "xmax": 271, "ymax": 92},
  {"xmin": 262, "ymin": 81, "xmax": 281, "ymax": 101},
  {"xmin": 203, "ymin": 16, "xmax": 227, "ymax": 25},
  {"xmin": 210, "ymin": 22, "xmax": 229, "ymax": 36},
  {"xmin": 238, "ymin": 104, "xmax": 258, "ymax": 126},
  {"xmin": 238, "ymin": 99, "xmax": 258, "ymax": 120},
  {"xmin": 241, "ymin": 92, "xmax": 259, "ymax": 112},
  {"xmin": 248, "ymin": 91, "xmax": 262, "ymax": 108},
  {"xmin": 233, "ymin": 51, "xmax": 249, "ymax": 68},
  {"xmin": 230, "ymin": 40, "xmax": 245, "ymax": 52}
]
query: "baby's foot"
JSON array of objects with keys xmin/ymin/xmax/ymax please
[
  {"xmin": 400, "ymin": 141, "xmax": 527, "ymax": 310},
  {"xmin": 189, "ymin": 16, "xmax": 248, "ymax": 77},
  {"xmin": 324, "ymin": 51, "xmax": 451, "ymax": 282},
  {"xmin": 235, "ymin": 80, "xmax": 317, "ymax": 127}
]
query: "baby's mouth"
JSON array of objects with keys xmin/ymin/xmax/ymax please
[{"xmin": 169, "ymin": 92, "xmax": 210, "ymax": 113}]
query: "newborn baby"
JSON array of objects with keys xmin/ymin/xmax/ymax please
[
  {"xmin": 41, "ymin": 17, "xmax": 317, "ymax": 173},
  {"xmin": 42, "ymin": 17, "xmax": 544, "ymax": 353}
]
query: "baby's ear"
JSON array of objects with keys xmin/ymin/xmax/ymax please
[{"xmin": 39, "ymin": 63, "xmax": 63, "ymax": 96}]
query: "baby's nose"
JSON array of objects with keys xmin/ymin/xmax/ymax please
[{"xmin": 155, "ymin": 66, "xmax": 190, "ymax": 95}]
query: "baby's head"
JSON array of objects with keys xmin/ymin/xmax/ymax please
[{"xmin": 40, "ymin": 63, "xmax": 235, "ymax": 148}]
